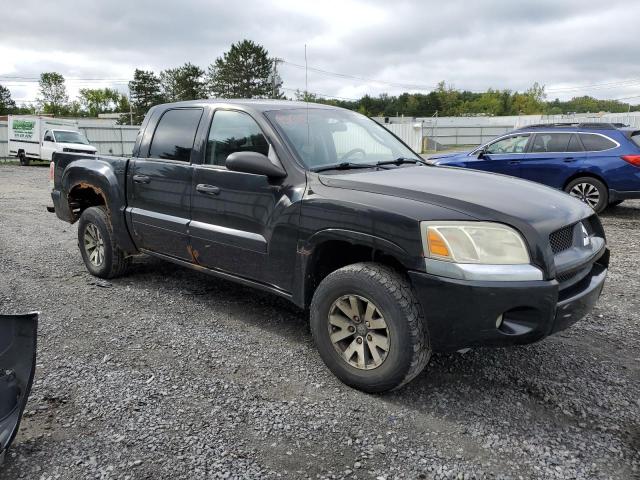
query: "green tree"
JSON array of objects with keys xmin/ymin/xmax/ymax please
[
  {"xmin": 0, "ymin": 85, "xmax": 16, "ymax": 114},
  {"xmin": 160, "ymin": 63, "xmax": 206, "ymax": 102},
  {"xmin": 206, "ymin": 39, "xmax": 282, "ymax": 98},
  {"xmin": 79, "ymin": 88, "xmax": 122, "ymax": 116},
  {"xmin": 128, "ymin": 69, "xmax": 164, "ymax": 124},
  {"xmin": 38, "ymin": 72, "xmax": 68, "ymax": 115}
]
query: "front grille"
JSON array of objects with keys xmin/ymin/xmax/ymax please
[
  {"xmin": 549, "ymin": 224, "xmax": 575, "ymax": 254},
  {"xmin": 557, "ymin": 271, "xmax": 578, "ymax": 283},
  {"xmin": 64, "ymin": 148, "xmax": 94, "ymax": 154}
]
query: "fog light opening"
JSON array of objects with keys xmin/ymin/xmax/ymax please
[{"xmin": 495, "ymin": 314, "xmax": 504, "ymax": 329}]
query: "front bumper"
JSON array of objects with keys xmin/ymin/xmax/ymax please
[{"xmin": 408, "ymin": 255, "xmax": 608, "ymax": 352}]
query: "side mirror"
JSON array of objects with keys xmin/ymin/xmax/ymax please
[
  {"xmin": 476, "ymin": 148, "xmax": 487, "ymax": 159},
  {"xmin": 226, "ymin": 151, "xmax": 286, "ymax": 178}
]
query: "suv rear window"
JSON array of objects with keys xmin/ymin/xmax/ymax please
[
  {"xmin": 149, "ymin": 108, "xmax": 203, "ymax": 161},
  {"xmin": 579, "ymin": 133, "xmax": 617, "ymax": 152}
]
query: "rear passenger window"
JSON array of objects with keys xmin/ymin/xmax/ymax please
[
  {"xmin": 206, "ymin": 110, "xmax": 269, "ymax": 166},
  {"xmin": 148, "ymin": 108, "xmax": 203, "ymax": 161},
  {"xmin": 579, "ymin": 134, "xmax": 617, "ymax": 152},
  {"xmin": 566, "ymin": 134, "xmax": 584, "ymax": 152},
  {"xmin": 530, "ymin": 133, "xmax": 571, "ymax": 152}
]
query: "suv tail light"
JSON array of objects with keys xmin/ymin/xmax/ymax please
[{"xmin": 621, "ymin": 155, "xmax": 640, "ymax": 167}]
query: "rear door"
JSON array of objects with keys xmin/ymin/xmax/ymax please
[
  {"xmin": 518, "ymin": 132, "xmax": 582, "ymax": 188},
  {"xmin": 189, "ymin": 109, "xmax": 295, "ymax": 289},
  {"xmin": 126, "ymin": 107, "xmax": 204, "ymax": 260},
  {"xmin": 465, "ymin": 133, "xmax": 530, "ymax": 177}
]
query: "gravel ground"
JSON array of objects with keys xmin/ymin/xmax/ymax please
[{"xmin": 0, "ymin": 164, "xmax": 638, "ymax": 480}]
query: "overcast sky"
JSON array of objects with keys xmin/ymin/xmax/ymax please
[{"xmin": 2, "ymin": 0, "xmax": 639, "ymax": 106}]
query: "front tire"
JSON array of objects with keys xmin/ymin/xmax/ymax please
[
  {"xmin": 18, "ymin": 152, "xmax": 30, "ymax": 166},
  {"xmin": 77, "ymin": 206, "xmax": 131, "ymax": 278},
  {"xmin": 564, "ymin": 177, "xmax": 608, "ymax": 213},
  {"xmin": 310, "ymin": 262, "xmax": 431, "ymax": 393}
]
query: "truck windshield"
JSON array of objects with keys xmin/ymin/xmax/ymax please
[
  {"xmin": 265, "ymin": 108, "xmax": 420, "ymax": 170},
  {"xmin": 53, "ymin": 130, "xmax": 89, "ymax": 145}
]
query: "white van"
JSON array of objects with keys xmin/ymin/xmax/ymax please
[{"xmin": 8, "ymin": 116, "xmax": 97, "ymax": 166}]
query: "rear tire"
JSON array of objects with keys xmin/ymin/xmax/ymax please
[
  {"xmin": 310, "ymin": 262, "xmax": 431, "ymax": 393},
  {"xmin": 18, "ymin": 152, "xmax": 30, "ymax": 166},
  {"xmin": 564, "ymin": 177, "xmax": 608, "ymax": 213},
  {"xmin": 77, "ymin": 206, "xmax": 131, "ymax": 279}
]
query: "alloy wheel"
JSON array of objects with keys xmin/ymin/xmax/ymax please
[
  {"xmin": 84, "ymin": 223, "xmax": 105, "ymax": 267},
  {"xmin": 327, "ymin": 294, "xmax": 390, "ymax": 370},
  {"xmin": 569, "ymin": 182, "xmax": 600, "ymax": 209}
]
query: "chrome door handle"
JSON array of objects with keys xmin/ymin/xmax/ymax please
[
  {"xmin": 196, "ymin": 184, "xmax": 220, "ymax": 195},
  {"xmin": 133, "ymin": 174, "xmax": 151, "ymax": 184}
]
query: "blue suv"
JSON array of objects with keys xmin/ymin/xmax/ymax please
[{"xmin": 428, "ymin": 123, "xmax": 640, "ymax": 212}]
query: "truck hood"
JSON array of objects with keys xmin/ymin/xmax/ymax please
[
  {"xmin": 0, "ymin": 313, "xmax": 37, "ymax": 465},
  {"xmin": 57, "ymin": 143, "xmax": 96, "ymax": 152},
  {"xmin": 318, "ymin": 165, "xmax": 594, "ymax": 259}
]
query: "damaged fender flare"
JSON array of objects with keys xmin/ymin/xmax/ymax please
[{"xmin": 0, "ymin": 312, "xmax": 38, "ymax": 465}]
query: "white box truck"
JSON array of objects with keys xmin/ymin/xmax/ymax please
[{"xmin": 8, "ymin": 116, "xmax": 97, "ymax": 166}]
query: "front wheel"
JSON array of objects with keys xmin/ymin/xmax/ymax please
[
  {"xmin": 18, "ymin": 152, "xmax": 30, "ymax": 166},
  {"xmin": 564, "ymin": 177, "xmax": 608, "ymax": 213},
  {"xmin": 310, "ymin": 263, "xmax": 431, "ymax": 393},
  {"xmin": 77, "ymin": 206, "xmax": 131, "ymax": 278}
]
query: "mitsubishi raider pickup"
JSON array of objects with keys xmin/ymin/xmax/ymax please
[{"xmin": 50, "ymin": 100, "xmax": 609, "ymax": 393}]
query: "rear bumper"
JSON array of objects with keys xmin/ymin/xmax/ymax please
[
  {"xmin": 609, "ymin": 189, "xmax": 640, "ymax": 202},
  {"xmin": 408, "ymin": 256, "xmax": 608, "ymax": 352}
]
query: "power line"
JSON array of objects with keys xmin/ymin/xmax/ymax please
[
  {"xmin": 546, "ymin": 79, "xmax": 640, "ymax": 93},
  {"xmin": 281, "ymin": 61, "xmax": 439, "ymax": 91}
]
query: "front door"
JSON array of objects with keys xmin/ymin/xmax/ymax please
[
  {"xmin": 189, "ymin": 109, "xmax": 295, "ymax": 290},
  {"xmin": 126, "ymin": 107, "xmax": 204, "ymax": 260},
  {"xmin": 41, "ymin": 130, "xmax": 56, "ymax": 160},
  {"xmin": 466, "ymin": 133, "xmax": 530, "ymax": 177}
]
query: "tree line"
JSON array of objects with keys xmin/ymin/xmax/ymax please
[
  {"xmin": 0, "ymin": 39, "xmax": 637, "ymax": 122},
  {"xmin": 297, "ymin": 82, "xmax": 639, "ymax": 117}
]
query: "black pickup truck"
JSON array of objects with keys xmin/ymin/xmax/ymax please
[{"xmin": 50, "ymin": 100, "xmax": 608, "ymax": 392}]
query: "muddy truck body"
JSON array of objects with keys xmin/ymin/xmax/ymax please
[{"xmin": 50, "ymin": 100, "xmax": 608, "ymax": 392}]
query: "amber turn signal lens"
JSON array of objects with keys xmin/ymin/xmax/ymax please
[{"xmin": 427, "ymin": 228, "xmax": 450, "ymax": 258}]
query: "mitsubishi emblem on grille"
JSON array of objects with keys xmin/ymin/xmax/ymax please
[{"xmin": 581, "ymin": 223, "xmax": 591, "ymax": 247}]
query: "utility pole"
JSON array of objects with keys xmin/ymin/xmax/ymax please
[
  {"xmin": 127, "ymin": 88, "xmax": 133, "ymax": 126},
  {"xmin": 272, "ymin": 58, "xmax": 283, "ymax": 99}
]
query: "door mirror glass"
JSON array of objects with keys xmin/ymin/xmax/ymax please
[
  {"xmin": 43, "ymin": 132, "xmax": 54, "ymax": 142},
  {"xmin": 225, "ymin": 151, "xmax": 286, "ymax": 178}
]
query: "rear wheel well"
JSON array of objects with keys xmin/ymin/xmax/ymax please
[
  {"xmin": 67, "ymin": 184, "xmax": 107, "ymax": 222},
  {"xmin": 563, "ymin": 172, "xmax": 608, "ymax": 191},
  {"xmin": 304, "ymin": 240, "xmax": 406, "ymax": 308}
]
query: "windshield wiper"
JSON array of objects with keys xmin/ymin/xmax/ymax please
[
  {"xmin": 376, "ymin": 157, "xmax": 430, "ymax": 167},
  {"xmin": 312, "ymin": 162, "xmax": 390, "ymax": 173}
]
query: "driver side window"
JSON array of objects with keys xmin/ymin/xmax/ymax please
[
  {"xmin": 485, "ymin": 134, "xmax": 530, "ymax": 154},
  {"xmin": 206, "ymin": 110, "xmax": 269, "ymax": 166}
]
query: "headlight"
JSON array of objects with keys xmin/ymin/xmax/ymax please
[{"xmin": 420, "ymin": 221, "xmax": 530, "ymax": 265}]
